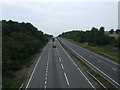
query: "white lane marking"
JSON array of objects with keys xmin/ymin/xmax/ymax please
[
  {"xmin": 57, "ymin": 39, "xmax": 95, "ymax": 88},
  {"xmin": 61, "ymin": 64, "xmax": 64, "ymax": 69},
  {"xmin": 46, "ymin": 74, "xmax": 47, "ymax": 77},
  {"xmin": 57, "ymin": 52, "xmax": 59, "ymax": 56},
  {"xmin": 25, "ymin": 42, "xmax": 49, "ymax": 89},
  {"xmin": 44, "ymin": 42, "xmax": 51, "ymax": 89},
  {"xmin": 78, "ymin": 68, "xmax": 94, "ymax": 88},
  {"xmin": 64, "ymin": 73, "xmax": 70, "ymax": 85},
  {"xmin": 45, "ymin": 77, "xmax": 47, "ymax": 80},
  {"xmin": 19, "ymin": 84, "xmax": 24, "ymax": 90},
  {"xmin": 44, "ymin": 85, "xmax": 46, "ymax": 89},
  {"xmin": 112, "ymin": 68, "xmax": 116, "ymax": 71},
  {"xmin": 59, "ymin": 39, "xmax": 120, "ymax": 86},
  {"xmin": 87, "ymin": 71, "xmax": 107, "ymax": 89},
  {"xmin": 45, "ymin": 81, "xmax": 47, "ymax": 84},
  {"xmin": 72, "ymin": 61, "xmax": 77, "ymax": 67},
  {"xmin": 46, "ymin": 67, "xmax": 48, "ymax": 71},
  {"xmin": 59, "ymin": 57, "xmax": 61, "ymax": 62}
]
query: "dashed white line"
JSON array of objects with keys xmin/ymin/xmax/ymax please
[
  {"xmin": 44, "ymin": 85, "xmax": 46, "ymax": 89},
  {"xmin": 59, "ymin": 57, "xmax": 62, "ymax": 62},
  {"xmin": 59, "ymin": 39, "xmax": 120, "ymax": 86},
  {"xmin": 57, "ymin": 39, "xmax": 94, "ymax": 88},
  {"xmin": 47, "ymin": 63, "xmax": 48, "ymax": 66},
  {"xmin": 44, "ymin": 42, "xmax": 51, "ymax": 89},
  {"xmin": 45, "ymin": 77, "xmax": 47, "ymax": 80},
  {"xmin": 45, "ymin": 81, "xmax": 47, "ymax": 84},
  {"xmin": 25, "ymin": 42, "xmax": 49, "ymax": 89},
  {"xmin": 64, "ymin": 73, "xmax": 70, "ymax": 85},
  {"xmin": 112, "ymin": 68, "xmax": 116, "ymax": 71},
  {"xmin": 46, "ymin": 68, "xmax": 48, "ymax": 71},
  {"xmin": 61, "ymin": 64, "xmax": 64, "ymax": 69},
  {"xmin": 46, "ymin": 73, "xmax": 47, "ymax": 77}
]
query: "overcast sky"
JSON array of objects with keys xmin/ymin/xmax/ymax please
[{"xmin": 0, "ymin": 0, "xmax": 119, "ymax": 36}]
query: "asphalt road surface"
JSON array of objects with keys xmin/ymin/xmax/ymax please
[
  {"xmin": 25, "ymin": 39, "xmax": 94, "ymax": 89},
  {"xmin": 58, "ymin": 38, "xmax": 120, "ymax": 86}
]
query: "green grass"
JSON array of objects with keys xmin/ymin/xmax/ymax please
[
  {"xmin": 66, "ymin": 39, "xmax": 119, "ymax": 64},
  {"xmin": 59, "ymin": 39, "xmax": 116, "ymax": 88},
  {"xmin": 3, "ymin": 76, "xmax": 26, "ymax": 88}
]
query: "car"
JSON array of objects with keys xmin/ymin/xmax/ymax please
[
  {"xmin": 53, "ymin": 45, "xmax": 56, "ymax": 48},
  {"xmin": 52, "ymin": 38, "xmax": 55, "ymax": 42}
]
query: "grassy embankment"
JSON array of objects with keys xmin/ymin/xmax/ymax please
[{"xmin": 66, "ymin": 39, "xmax": 119, "ymax": 64}]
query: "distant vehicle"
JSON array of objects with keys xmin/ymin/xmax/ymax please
[
  {"xmin": 53, "ymin": 44, "xmax": 56, "ymax": 48},
  {"xmin": 52, "ymin": 38, "xmax": 55, "ymax": 42}
]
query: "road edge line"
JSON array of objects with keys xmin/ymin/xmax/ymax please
[{"xmin": 25, "ymin": 42, "xmax": 50, "ymax": 89}]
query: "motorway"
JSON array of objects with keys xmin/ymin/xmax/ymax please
[
  {"xmin": 59, "ymin": 38, "xmax": 120, "ymax": 86},
  {"xmin": 25, "ymin": 38, "xmax": 94, "ymax": 89}
]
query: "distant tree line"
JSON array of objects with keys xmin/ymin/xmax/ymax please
[
  {"xmin": 109, "ymin": 29, "xmax": 120, "ymax": 34},
  {"xmin": 59, "ymin": 27, "xmax": 119, "ymax": 47},
  {"xmin": 2, "ymin": 20, "xmax": 53, "ymax": 87}
]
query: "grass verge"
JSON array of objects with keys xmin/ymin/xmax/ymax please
[
  {"xmin": 58, "ymin": 39, "xmax": 117, "ymax": 89},
  {"xmin": 3, "ymin": 76, "xmax": 26, "ymax": 88}
]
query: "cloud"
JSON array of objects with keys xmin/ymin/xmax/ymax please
[
  {"xmin": 1, "ymin": 1, "xmax": 118, "ymax": 36},
  {"xmin": 0, "ymin": 0, "xmax": 119, "ymax": 3}
]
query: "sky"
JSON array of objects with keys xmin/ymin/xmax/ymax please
[{"xmin": 0, "ymin": 0, "xmax": 119, "ymax": 36}]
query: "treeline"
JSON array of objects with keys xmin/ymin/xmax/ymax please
[
  {"xmin": 2, "ymin": 20, "xmax": 53, "ymax": 87},
  {"xmin": 59, "ymin": 27, "xmax": 119, "ymax": 47}
]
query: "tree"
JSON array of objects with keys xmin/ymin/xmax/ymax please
[
  {"xmin": 109, "ymin": 29, "xmax": 114, "ymax": 34},
  {"xmin": 115, "ymin": 29, "xmax": 120, "ymax": 34},
  {"xmin": 59, "ymin": 26, "xmax": 115, "ymax": 46},
  {"xmin": 2, "ymin": 20, "xmax": 52, "ymax": 88}
]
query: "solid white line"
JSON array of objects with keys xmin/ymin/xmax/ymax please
[
  {"xmin": 61, "ymin": 64, "xmax": 64, "ymax": 69},
  {"xmin": 64, "ymin": 73, "xmax": 70, "ymax": 85},
  {"xmin": 87, "ymin": 71, "xmax": 107, "ymax": 89},
  {"xmin": 57, "ymin": 39, "xmax": 95, "ymax": 88},
  {"xmin": 60, "ymin": 39, "xmax": 120, "ymax": 86},
  {"xmin": 19, "ymin": 84, "xmax": 24, "ymax": 90},
  {"xmin": 73, "ymin": 61, "xmax": 77, "ymax": 67},
  {"xmin": 25, "ymin": 42, "xmax": 49, "ymax": 89},
  {"xmin": 78, "ymin": 68, "xmax": 94, "ymax": 88}
]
